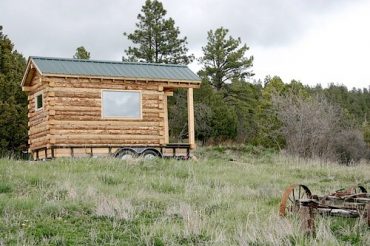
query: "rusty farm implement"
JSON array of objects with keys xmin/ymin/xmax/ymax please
[{"xmin": 279, "ymin": 184, "xmax": 370, "ymax": 233}]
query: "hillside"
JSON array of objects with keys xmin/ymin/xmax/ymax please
[{"xmin": 1, "ymin": 147, "xmax": 370, "ymax": 245}]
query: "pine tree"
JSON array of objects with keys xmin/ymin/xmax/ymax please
[
  {"xmin": 123, "ymin": 0, "xmax": 193, "ymax": 64},
  {"xmin": 73, "ymin": 46, "xmax": 90, "ymax": 59},
  {"xmin": 199, "ymin": 27, "xmax": 254, "ymax": 90},
  {"xmin": 0, "ymin": 26, "xmax": 27, "ymax": 155}
]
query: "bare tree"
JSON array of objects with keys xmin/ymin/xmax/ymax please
[{"xmin": 272, "ymin": 93, "xmax": 368, "ymax": 164}]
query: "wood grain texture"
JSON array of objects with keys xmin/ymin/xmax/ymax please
[{"xmin": 187, "ymin": 88, "xmax": 196, "ymax": 149}]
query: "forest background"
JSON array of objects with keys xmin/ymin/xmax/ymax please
[{"xmin": 1, "ymin": 0, "xmax": 369, "ymax": 164}]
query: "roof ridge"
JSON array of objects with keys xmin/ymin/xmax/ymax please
[{"xmin": 30, "ymin": 56, "xmax": 188, "ymax": 68}]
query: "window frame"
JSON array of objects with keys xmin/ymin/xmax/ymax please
[
  {"xmin": 101, "ymin": 89, "xmax": 142, "ymax": 120},
  {"xmin": 34, "ymin": 91, "xmax": 44, "ymax": 111}
]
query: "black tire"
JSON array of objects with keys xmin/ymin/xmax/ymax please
[
  {"xmin": 116, "ymin": 148, "xmax": 137, "ymax": 160},
  {"xmin": 141, "ymin": 149, "xmax": 160, "ymax": 159}
]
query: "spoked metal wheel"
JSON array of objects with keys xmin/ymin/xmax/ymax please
[
  {"xmin": 279, "ymin": 184, "xmax": 312, "ymax": 217},
  {"xmin": 141, "ymin": 149, "xmax": 160, "ymax": 160},
  {"xmin": 116, "ymin": 148, "xmax": 137, "ymax": 160}
]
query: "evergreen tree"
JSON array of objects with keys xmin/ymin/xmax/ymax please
[
  {"xmin": 123, "ymin": 0, "xmax": 193, "ymax": 64},
  {"xmin": 193, "ymin": 79, "xmax": 238, "ymax": 143},
  {"xmin": 224, "ymin": 79, "xmax": 260, "ymax": 143},
  {"xmin": 73, "ymin": 46, "xmax": 90, "ymax": 59},
  {"xmin": 199, "ymin": 27, "xmax": 254, "ymax": 90},
  {"xmin": 254, "ymin": 76, "xmax": 286, "ymax": 149},
  {"xmin": 0, "ymin": 26, "xmax": 27, "ymax": 155}
]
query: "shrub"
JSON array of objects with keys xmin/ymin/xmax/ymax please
[
  {"xmin": 272, "ymin": 93, "xmax": 369, "ymax": 164},
  {"xmin": 334, "ymin": 129, "xmax": 369, "ymax": 164}
]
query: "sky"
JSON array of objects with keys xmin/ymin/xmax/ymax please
[{"xmin": 1, "ymin": 0, "xmax": 369, "ymax": 89}]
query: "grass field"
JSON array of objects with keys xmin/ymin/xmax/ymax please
[{"xmin": 0, "ymin": 146, "xmax": 370, "ymax": 245}]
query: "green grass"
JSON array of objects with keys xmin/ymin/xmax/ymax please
[{"xmin": 0, "ymin": 147, "xmax": 369, "ymax": 245}]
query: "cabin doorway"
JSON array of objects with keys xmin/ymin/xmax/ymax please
[{"xmin": 167, "ymin": 88, "xmax": 189, "ymax": 144}]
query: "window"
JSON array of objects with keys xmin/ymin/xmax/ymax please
[
  {"xmin": 35, "ymin": 92, "xmax": 43, "ymax": 111},
  {"xmin": 102, "ymin": 90, "xmax": 141, "ymax": 119}
]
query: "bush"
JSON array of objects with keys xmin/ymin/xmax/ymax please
[
  {"xmin": 334, "ymin": 129, "xmax": 369, "ymax": 164},
  {"xmin": 272, "ymin": 93, "xmax": 369, "ymax": 164}
]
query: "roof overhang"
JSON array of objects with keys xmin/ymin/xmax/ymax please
[{"xmin": 20, "ymin": 58, "xmax": 43, "ymax": 87}]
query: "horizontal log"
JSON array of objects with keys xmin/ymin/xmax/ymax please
[
  {"xmin": 54, "ymin": 98, "xmax": 100, "ymax": 107},
  {"xmin": 29, "ymin": 130, "xmax": 48, "ymax": 139},
  {"xmin": 52, "ymin": 96, "xmax": 161, "ymax": 103},
  {"xmin": 29, "ymin": 126, "xmax": 49, "ymax": 136},
  {"xmin": 53, "ymin": 82, "xmax": 160, "ymax": 91},
  {"xmin": 53, "ymin": 106, "xmax": 101, "ymax": 112},
  {"xmin": 29, "ymin": 112, "xmax": 47, "ymax": 122},
  {"xmin": 54, "ymin": 91, "xmax": 100, "ymax": 98},
  {"xmin": 51, "ymin": 129, "xmax": 159, "ymax": 135},
  {"xmin": 52, "ymin": 114, "xmax": 160, "ymax": 121},
  {"xmin": 24, "ymin": 80, "xmax": 44, "ymax": 92},
  {"xmin": 46, "ymin": 91, "xmax": 55, "ymax": 97},
  {"xmin": 29, "ymin": 120, "xmax": 48, "ymax": 130},
  {"xmin": 144, "ymin": 112, "xmax": 162, "ymax": 118},
  {"xmin": 49, "ymin": 87, "xmax": 165, "ymax": 95},
  {"xmin": 53, "ymin": 90, "xmax": 162, "ymax": 99},
  {"xmin": 30, "ymin": 135, "xmax": 48, "ymax": 145},
  {"xmin": 53, "ymin": 125, "xmax": 161, "ymax": 132},
  {"xmin": 49, "ymin": 107, "xmax": 163, "ymax": 114},
  {"xmin": 29, "ymin": 120, "xmax": 48, "ymax": 129},
  {"xmin": 55, "ymin": 110, "xmax": 101, "ymax": 116},
  {"xmin": 54, "ymin": 139, "xmax": 161, "ymax": 145},
  {"xmin": 55, "ymin": 134, "xmax": 160, "ymax": 140},
  {"xmin": 29, "ymin": 116, "xmax": 47, "ymax": 125},
  {"xmin": 51, "ymin": 120, "xmax": 162, "ymax": 126},
  {"xmin": 28, "ymin": 109, "xmax": 47, "ymax": 117}
]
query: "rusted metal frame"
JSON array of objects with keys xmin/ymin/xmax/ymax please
[{"xmin": 280, "ymin": 184, "xmax": 370, "ymax": 231}]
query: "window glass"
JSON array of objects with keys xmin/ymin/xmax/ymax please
[
  {"xmin": 102, "ymin": 90, "xmax": 141, "ymax": 118},
  {"xmin": 36, "ymin": 93, "xmax": 43, "ymax": 110}
]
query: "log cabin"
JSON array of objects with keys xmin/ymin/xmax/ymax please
[{"xmin": 21, "ymin": 57, "xmax": 201, "ymax": 160}]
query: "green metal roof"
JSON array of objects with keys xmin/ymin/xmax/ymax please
[{"xmin": 30, "ymin": 56, "xmax": 201, "ymax": 82}]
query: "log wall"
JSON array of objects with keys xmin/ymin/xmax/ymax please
[
  {"xmin": 29, "ymin": 76, "xmax": 171, "ymax": 158},
  {"xmin": 28, "ymin": 73, "xmax": 50, "ymax": 156}
]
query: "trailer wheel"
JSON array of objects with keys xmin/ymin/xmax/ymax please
[
  {"xmin": 116, "ymin": 148, "xmax": 137, "ymax": 160},
  {"xmin": 141, "ymin": 149, "xmax": 161, "ymax": 159}
]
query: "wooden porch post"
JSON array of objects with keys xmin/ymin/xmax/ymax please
[{"xmin": 187, "ymin": 88, "xmax": 196, "ymax": 149}]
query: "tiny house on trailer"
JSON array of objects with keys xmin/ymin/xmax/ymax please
[{"xmin": 21, "ymin": 57, "xmax": 201, "ymax": 160}]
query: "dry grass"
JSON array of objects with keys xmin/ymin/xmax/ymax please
[{"xmin": 0, "ymin": 146, "xmax": 369, "ymax": 245}]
